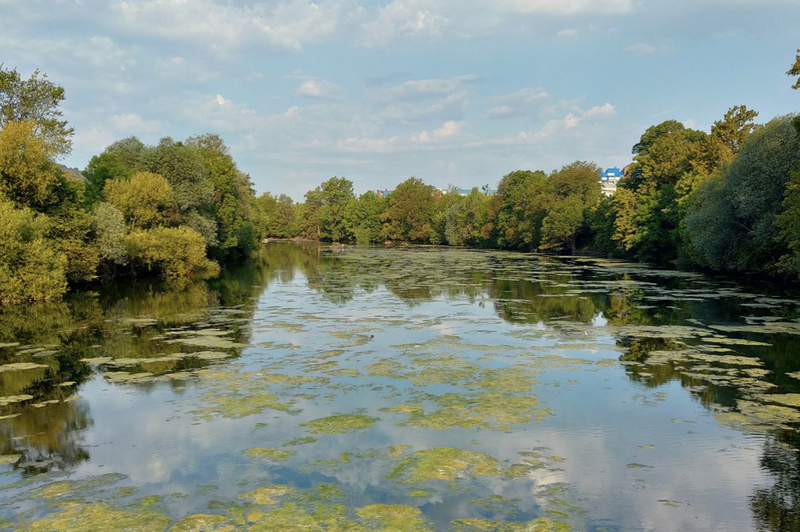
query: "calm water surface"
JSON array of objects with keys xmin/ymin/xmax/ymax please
[{"xmin": 2, "ymin": 243, "xmax": 800, "ymax": 531}]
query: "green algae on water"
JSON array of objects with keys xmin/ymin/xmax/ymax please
[
  {"xmin": 238, "ymin": 484, "xmax": 293, "ymax": 505},
  {"xmin": 244, "ymin": 448, "xmax": 293, "ymax": 461},
  {"xmin": 15, "ymin": 503, "xmax": 171, "ymax": 532},
  {"xmin": 386, "ymin": 447, "xmax": 503, "ymax": 484},
  {"xmin": 301, "ymin": 413, "xmax": 379, "ymax": 434}
]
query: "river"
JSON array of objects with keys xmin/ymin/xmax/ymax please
[{"xmin": 1, "ymin": 243, "xmax": 799, "ymax": 531}]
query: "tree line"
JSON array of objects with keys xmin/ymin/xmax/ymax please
[
  {"xmin": 2, "ymin": 56, "xmax": 800, "ymax": 305},
  {"xmin": 254, "ymin": 105, "xmax": 800, "ymax": 281}
]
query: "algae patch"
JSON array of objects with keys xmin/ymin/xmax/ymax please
[{"xmin": 301, "ymin": 413, "xmax": 379, "ymax": 434}]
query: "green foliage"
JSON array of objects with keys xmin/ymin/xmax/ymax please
[
  {"xmin": 540, "ymin": 161, "xmax": 603, "ymax": 253},
  {"xmin": 92, "ymin": 202, "xmax": 127, "ymax": 265},
  {"xmin": 710, "ymin": 105, "xmax": 759, "ymax": 157},
  {"xmin": 0, "ymin": 66, "xmax": 73, "ymax": 157},
  {"xmin": 104, "ymin": 172, "xmax": 175, "ymax": 230},
  {"xmin": 0, "ymin": 121, "xmax": 64, "ymax": 209},
  {"xmin": 381, "ymin": 177, "xmax": 437, "ymax": 243},
  {"xmin": 124, "ymin": 226, "xmax": 220, "ymax": 279},
  {"xmin": 138, "ymin": 137, "xmax": 213, "ymax": 214},
  {"xmin": 444, "ymin": 189, "xmax": 492, "ymax": 246},
  {"xmin": 684, "ymin": 115, "xmax": 800, "ymax": 272},
  {"xmin": 343, "ymin": 190, "xmax": 385, "ymax": 244},
  {"xmin": 319, "ymin": 177, "xmax": 355, "ymax": 242},
  {"xmin": 789, "ymin": 48, "xmax": 800, "ymax": 90},
  {"xmin": 494, "ymin": 170, "xmax": 549, "ymax": 250},
  {"xmin": 775, "ymin": 170, "xmax": 800, "ymax": 275},
  {"xmin": 0, "ymin": 196, "xmax": 67, "ymax": 303},
  {"xmin": 189, "ymin": 134, "xmax": 257, "ymax": 260},
  {"xmin": 83, "ymin": 153, "xmax": 133, "ymax": 207},
  {"xmin": 255, "ymin": 193, "xmax": 299, "ymax": 239},
  {"xmin": 539, "ymin": 195, "xmax": 585, "ymax": 253}
]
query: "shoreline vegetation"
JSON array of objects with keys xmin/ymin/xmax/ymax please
[{"xmin": 2, "ymin": 63, "xmax": 800, "ymax": 305}]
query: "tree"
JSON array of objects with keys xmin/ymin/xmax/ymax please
[
  {"xmin": 93, "ymin": 202, "xmax": 127, "ymax": 266},
  {"xmin": 0, "ymin": 66, "xmax": 73, "ymax": 157},
  {"xmin": 0, "ymin": 195, "xmax": 67, "ymax": 303},
  {"xmin": 342, "ymin": 191, "xmax": 384, "ymax": 244},
  {"xmin": 788, "ymin": 49, "xmax": 800, "ymax": 90},
  {"xmin": 189, "ymin": 134, "xmax": 257, "ymax": 260},
  {"xmin": 319, "ymin": 176, "xmax": 355, "ymax": 242},
  {"xmin": 380, "ymin": 177, "xmax": 436, "ymax": 242},
  {"xmin": 83, "ymin": 152, "xmax": 134, "ymax": 207},
  {"xmin": 104, "ymin": 172, "xmax": 176, "ymax": 230},
  {"xmin": 138, "ymin": 137, "xmax": 214, "ymax": 215},
  {"xmin": 710, "ymin": 105, "xmax": 759, "ymax": 155},
  {"xmin": 539, "ymin": 194, "xmax": 585, "ymax": 253},
  {"xmin": 684, "ymin": 115, "xmax": 800, "ymax": 272},
  {"xmin": 493, "ymin": 170, "xmax": 549, "ymax": 250},
  {"xmin": 539, "ymin": 161, "xmax": 603, "ymax": 253},
  {"xmin": 0, "ymin": 121, "xmax": 65, "ymax": 209},
  {"xmin": 124, "ymin": 226, "xmax": 220, "ymax": 279}
]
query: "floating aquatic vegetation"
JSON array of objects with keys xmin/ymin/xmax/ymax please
[
  {"xmin": 451, "ymin": 517, "xmax": 572, "ymax": 532},
  {"xmin": 169, "ymin": 513, "xmax": 234, "ymax": 532},
  {"xmin": 244, "ymin": 448, "xmax": 294, "ymax": 461},
  {"xmin": 195, "ymin": 390, "xmax": 297, "ymax": 419},
  {"xmin": 0, "ymin": 363, "xmax": 48, "ymax": 373},
  {"xmin": 238, "ymin": 484, "xmax": 293, "ymax": 505},
  {"xmin": 701, "ymin": 337, "xmax": 772, "ymax": 347},
  {"xmin": 356, "ymin": 504, "xmax": 433, "ymax": 532},
  {"xmin": 14, "ymin": 503, "xmax": 171, "ymax": 532},
  {"xmin": 386, "ymin": 447, "xmax": 504, "ymax": 484},
  {"xmin": 0, "ymin": 394, "xmax": 33, "ymax": 406},
  {"xmin": 283, "ymin": 436, "xmax": 317, "ymax": 447},
  {"xmin": 301, "ymin": 414, "xmax": 379, "ymax": 434}
]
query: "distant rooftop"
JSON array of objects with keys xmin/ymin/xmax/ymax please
[{"xmin": 600, "ymin": 167, "xmax": 624, "ymax": 181}]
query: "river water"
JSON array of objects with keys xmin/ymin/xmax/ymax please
[{"xmin": 2, "ymin": 243, "xmax": 800, "ymax": 531}]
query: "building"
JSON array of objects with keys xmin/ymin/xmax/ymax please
[{"xmin": 599, "ymin": 167, "xmax": 624, "ymax": 196}]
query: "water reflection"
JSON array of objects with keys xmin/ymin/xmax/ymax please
[{"xmin": 1, "ymin": 243, "xmax": 800, "ymax": 531}]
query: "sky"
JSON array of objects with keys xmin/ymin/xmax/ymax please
[{"xmin": 2, "ymin": 0, "xmax": 799, "ymax": 200}]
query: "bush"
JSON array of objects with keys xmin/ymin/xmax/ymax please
[{"xmin": 124, "ymin": 225, "xmax": 220, "ymax": 279}]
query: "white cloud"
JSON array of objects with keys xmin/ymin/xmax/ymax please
[
  {"xmin": 110, "ymin": 113, "xmax": 161, "ymax": 133},
  {"xmin": 487, "ymin": 105, "xmax": 514, "ymax": 117},
  {"xmin": 584, "ymin": 102, "xmax": 616, "ymax": 117},
  {"xmin": 381, "ymin": 91, "xmax": 468, "ymax": 123},
  {"xmin": 487, "ymin": 88, "xmax": 551, "ymax": 118},
  {"xmin": 337, "ymin": 120, "xmax": 471, "ymax": 152},
  {"xmin": 496, "ymin": 0, "xmax": 635, "ymax": 15},
  {"xmin": 380, "ymin": 75, "xmax": 476, "ymax": 100},
  {"xmin": 112, "ymin": 0, "xmax": 347, "ymax": 51},
  {"xmin": 362, "ymin": 0, "xmax": 450, "ymax": 46},
  {"xmin": 557, "ymin": 28, "xmax": 579, "ymax": 37},
  {"xmin": 625, "ymin": 42, "xmax": 657, "ymax": 55},
  {"xmin": 296, "ymin": 80, "xmax": 343, "ymax": 99}
]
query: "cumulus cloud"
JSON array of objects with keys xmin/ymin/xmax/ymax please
[
  {"xmin": 111, "ymin": 0, "xmax": 346, "ymax": 51},
  {"xmin": 362, "ymin": 0, "xmax": 450, "ymax": 46},
  {"xmin": 296, "ymin": 79, "xmax": 343, "ymax": 99},
  {"xmin": 110, "ymin": 113, "xmax": 161, "ymax": 133},
  {"xmin": 337, "ymin": 120, "xmax": 471, "ymax": 152}
]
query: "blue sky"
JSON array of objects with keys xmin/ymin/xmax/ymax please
[{"xmin": 2, "ymin": 0, "xmax": 799, "ymax": 200}]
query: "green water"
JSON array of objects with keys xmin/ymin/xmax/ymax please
[{"xmin": 1, "ymin": 243, "xmax": 800, "ymax": 531}]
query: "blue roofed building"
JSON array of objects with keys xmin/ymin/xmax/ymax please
[{"xmin": 599, "ymin": 167, "xmax": 624, "ymax": 196}]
